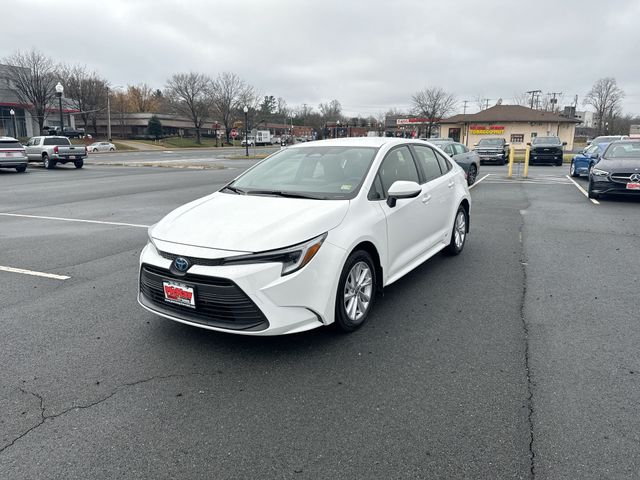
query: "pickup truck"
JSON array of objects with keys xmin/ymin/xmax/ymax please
[
  {"xmin": 473, "ymin": 138, "xmax": 510, "ymax": 165},
  {"xmin": 25, "ymin": 136, "xmax": 87, "ymax": 169}
]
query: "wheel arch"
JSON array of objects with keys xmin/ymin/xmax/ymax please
[{"xmin": 350, "ymin": 241, "xmax": 383, "ymax": 294}]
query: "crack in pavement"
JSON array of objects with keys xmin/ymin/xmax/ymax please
[
  {"xmin": 518, "ymin": 188, "xmax": 536, "ymax": 479},
  {"xmin": 0, "ymin": 372, "xmax": 215, "ymax": 455}
]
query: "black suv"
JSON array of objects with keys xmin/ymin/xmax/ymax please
[
  {"xmin": 474, "ymin": 138, "xmax": 509, "ymax": 165},
  {"xmin": 528, "ymin": 136, "xmax": 566, "ymax": 166}
]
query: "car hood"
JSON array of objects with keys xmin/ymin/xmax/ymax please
[
  {"xmin": 596, "ymin": 159, "xmax": 640, "ymax": 172},
  {"xmin": 151, "ymin": 192, "xmax": 350, "ymax": 252}
]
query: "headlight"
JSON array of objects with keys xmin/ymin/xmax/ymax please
[
  {"xmin": 222, "ymin": 233, "xmax": 327, "ymax": 276},
  {"xmin": 591, "ymin": 168, "xmax": 609, "ymax": 176}
]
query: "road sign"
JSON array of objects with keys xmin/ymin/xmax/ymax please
[{"xmin": 231, "ymin": 128, "xmax": 238, "ymax": 138}]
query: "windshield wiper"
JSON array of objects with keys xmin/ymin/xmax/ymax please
[
  {"xmin": 221, "ymin": 185, "xmax": 247, "ymax": 195},
  {"xmin": 245, "ymin": 189, "xmax": 327, "ymax": 199}
]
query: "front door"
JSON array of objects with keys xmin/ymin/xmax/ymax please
[{"xmin": 448, "ymin": 128, "xmax": 461, "ymax": 142}]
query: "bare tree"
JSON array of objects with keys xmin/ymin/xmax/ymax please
[
  {"xmin": 411, "ymin": 87, "xmax": 457, "ymax": 137},
  {"xmin": 318, "ymin": 99, "xmax": 342, "ymax": 120},
  {"xmin": 212, "ymin": 72, "xmax": 255, "ymax": 142},
  {"xmin": 510, "ymin": 92, "xmax": 529, "ymax": 106},
  {"xmin": 2, "ymin": 49, "xmax": 59, "ymax": 134},
  {"xmin": 584, "ymin": 77, "xmax": 625, "ymax": 134},
  {"xmin": 128, "ymin": 83, "xmax": 158, "ymax": 112},
  {"xmin": 165, "ymin": 72, "xmax": 215, "ymax": 144},
  {"xmin": 60, "ymin": 65, "xmax": 109, "ymax": 136}
]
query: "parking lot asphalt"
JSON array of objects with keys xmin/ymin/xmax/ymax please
[{"xmin": 1, "ymin": 163, "xmax": 639, "ymax": 479}]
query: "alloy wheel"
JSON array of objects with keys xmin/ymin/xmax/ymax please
[
  {"xmin": 343, "ymin": 261, "xmax": 373, "ymax": 322},
  {"xmin": 454, "ymin": 210, "xmax": 466, "ymax": 249}
]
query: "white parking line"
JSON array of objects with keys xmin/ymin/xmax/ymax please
[
  {"xmin": 0, "ymin": 265, "xmax": 69, "ymax": 280},
  {"xmin": 469, "ymin": 174, "xmax": 490, "ymax": 189},
  {"xmin": 565, "ymin": 175, "xmax": 600, "ymax": 205},
  {"xmin": 0, "ymin": 213, "xmax": 150, "ymax": 228}
]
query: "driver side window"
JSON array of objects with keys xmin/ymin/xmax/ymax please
[{"xmin": 376, "ymin": 146, "xmax": 420, "ymax": 198}]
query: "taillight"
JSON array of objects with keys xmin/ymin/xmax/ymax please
[{"xmin": 53, "ymin": 146, "xmax": 59, "ymax": 154}]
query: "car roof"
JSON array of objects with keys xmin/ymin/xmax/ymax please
[
  {"xmin": 290, "ymin": 137, "xmax": 434, "ymax": 149},
  {"xmin": 0, "ymin": 136, "xmax": 20, "ymax": 141}
]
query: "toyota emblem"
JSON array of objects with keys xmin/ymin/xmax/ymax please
[{"xmin": 174, "ymin": 257, "xmax": 190, "ymax": 272}]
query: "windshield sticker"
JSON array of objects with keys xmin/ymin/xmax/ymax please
[{"xmin": 341, "ymin": 184, "xmax": 352, "ymax": 191}]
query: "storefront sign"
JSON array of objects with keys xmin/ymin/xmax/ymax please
[
  {"xmin": 470, "ymin": 125, "xmax": 505, "ymax": 135},
  {"xmin": 396, "ymin": 117, "xmax": 432, "ymax": 125}
]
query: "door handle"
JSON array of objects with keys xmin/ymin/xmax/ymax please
[
  {"xmin": 447, "ymin": 181, "xmax": 455, "ymax": 188},
  {"xmin": 421, "ymin": 194, "xmax": 431, "ymax": 204}
]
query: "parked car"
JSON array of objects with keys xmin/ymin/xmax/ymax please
[
  {"xmin": 0, "ymin": 136, "xmax": 28, "ymax": 173},
  {"xmin": 528, "ymin": 136, "xmax": 566, "ymax": 166},
  {"xmin": 474, "ymin": 138, "xmax": 509, "ymax": 165},
  {"xmin": 138, "ymin": 137, "xmax": 471, "ymax": 336},
  {"xmin": 588, "ymin": 140, "xmax": 640, "ymax": 199},
  {"xmin": 87, "ymin": 141, "xmax": 116, "ymax": 153},
  {"xmin": 570, "ymin": 142, "xmax": 611, "ymax": 177},
  {"xmin": 24, "ymin": 136, "xmax": 87, "ymax": 169},
  {"xmin": 240, "ymin": 136, "xmax": 255, "ymax": 147},
  {"xmin": 42, "ymin": 126, "xmax": 85, "ymax": 138},
  {"xmin": 585, "ymin": 135, "xmax": 629, "ymax": 150},
  {"xmin": 428, "ymin": 139, "xmax": 480, "ymax": 186}
]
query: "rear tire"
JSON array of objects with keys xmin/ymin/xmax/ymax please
[
  {"xmin": 335, "ymin": 250, "xmax": 376, "ymax": 333},
  {"xmin": 556, "ymin": 158, "xmax": 563, "ymax": 167},
  {"xmin": 43, "ymin": 154, "xmax": 56, "ymax": 169},
  {"xmin": 445, "ymin": 206, "xmax": 468, "ymax": 255},
  {"xmin": 109, "ymin": 148, "xmax": 115, "ymax": 151},
  {"xmin": 74, "ymin": 159, "xmax": 84, "ymax": 169},
  {"xmin": 16, "ymin": 165, "xmax": 27, "ymax": 173}
]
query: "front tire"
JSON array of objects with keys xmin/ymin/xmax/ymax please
[
  {"xmin": 445, "ymin": 206, "xmax": 468, "ymax": 255},
  {"xmin": 43, "ymin": 154, "xmax": 56, "ymax": 169},
  {"xmin": 467, "ymin": 164, "xmax": 477, "ymax": 186},
  {"xmin": 335, "ymin": 250, "xmax": 376, "ymax": 332},
  {"xmin": 570, "ymin": 161, "xmax": 579, "ymax": 177},
  {"xmin": 587, "ymin": 179, "xmax": 599, "ymax": 199}
]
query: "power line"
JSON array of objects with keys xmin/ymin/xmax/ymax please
[{"xmin": 526, "ymin": 90, "xmax": 542, "ymax": 109}]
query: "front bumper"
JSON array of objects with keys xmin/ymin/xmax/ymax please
[
  {"xmin": 589, "ymin": 175, "xmax": 640, "ymax": 196},
  {"xmin": 530, "ymin": 151, "xmax": 563, "ymax": 164},
  {"xmin": 137, "ymin": 240, "xmax": 346, "ymax": 336},
  {"xmin": 476, "ymin": 152, "xmax": 505, "ymax": 162}
]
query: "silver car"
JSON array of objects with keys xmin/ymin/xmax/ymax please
[
  {"xmin": 88, "ymin": 141, "xmax": 116, "ymax": 153},
  {"xmin": 428, "ymin": 140, "xmax": 480, "ymax": 186},
  {"xmin": 0, "ymin": 136, "xmax": 28, "ymax": 173}
]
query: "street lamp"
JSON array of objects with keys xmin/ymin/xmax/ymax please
[
  {"xmin": 55, "ymin": 82, "xmax": 64, "ymax": 134},
  {"xmin": 336, "ymin": 120, "xmax": 341, "ymax": 139},
  {"xmin": 9, "ymin": 109, "xmax": 17, "ymax": 138},
  {"xmin": 243, "ymin": 106, "xmax": 249, "ymax": 157}
]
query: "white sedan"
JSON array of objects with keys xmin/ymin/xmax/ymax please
[
  {"xmin": 87, "ymin": 141, "xmax": 116, "ymax": 152},
  {"xmin": 138, "ymin": 137, "xmax": 471, "ymax": 335}
]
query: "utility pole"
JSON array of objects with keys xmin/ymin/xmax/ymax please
[
  {"xmin": 484, "ymin": 99, "xmax": 490, "ymax": 110},
  {"xmin": 526, "ymin": 90, "xmax": 542, "ymax": 109},
  {"xmin": 463, "ymin": 100, "xmax": 469, "ymax": 115},
  {"xmin": 548, "ymin": 92, "xmax": 562, "ymax": 112}
]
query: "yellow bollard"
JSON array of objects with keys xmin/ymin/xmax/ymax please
[
  {"xmin": 507, "ymin": 145, "xmax": 515, "ymax": 178},
  {"xmin": 523, "ymin": 145, "xmax": 530, "ymax": 178}
]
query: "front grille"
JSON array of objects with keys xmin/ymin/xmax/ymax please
[
  {"xmin": 611, "ymin": 174, "xmax": 637, "ymax": 184},
  {"xmin": 139, "ymin": 264, "xmax": 268, "ymax": 331},
  {"xmin": 158, "ymin": 250, "xmax": 224, "ymax": 267}
]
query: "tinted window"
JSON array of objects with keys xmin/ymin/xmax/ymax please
[
  {"xmin": 478, "ymin": 138, "xmax": 503, "ymax": 146},
  {"xmin": 412, "ymin": 145, "xmax": 443, "ymax": 182},
  {"xmin": 378, "ymin": 146, "xmax": 420, "ymax": 195},
  {"xmin": 532, "ymin": 136, "xmax": 561, "ymax": 145},
  {"xmin": 0, "ymin": 140, "xmax": 23, "ymax": 149},
  {"xmin": 43, "ymin": 137, "xmax": 71, "ymax": 146}
]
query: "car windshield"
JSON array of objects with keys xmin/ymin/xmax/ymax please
[
  {"xmin": 228, "ymin": 146, "xmax": 377, "ymax": 200},
  {"xmin": 584, "ymin": 144, "xmax": 600, "ymax": 155},
  {"xmin": 478, "ymin": 139, "xmax": 502, "ymax": 146},
  {"xmin": 532, "ymin": 136, "xmax": 560, "ymax": 145},
  {"xmin": 43, "ymin": 137, "xmax": 71, "ymax": 146},
  {"xmin": 603, "ymin": 141, "xmax": 640, "ymax": 159}
]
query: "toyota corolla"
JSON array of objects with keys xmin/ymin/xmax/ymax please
[{"xmin": 138, "ymin": 137, "xmax": 471, "ymax": 335}]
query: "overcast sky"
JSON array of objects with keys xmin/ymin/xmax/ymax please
[{"xmin": 3, "ymin": 0, "xmax": 640, "ymax": 117}]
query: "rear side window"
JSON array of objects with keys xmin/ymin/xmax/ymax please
[
  {"xmin": 412, "ymin": 145, "xmax": 443, "ymax": 182},
  {"xmin": 43, "ymin": 137, "xmax": 71, "ymax": 146},
  {"xmin": 435, "ymin": 151, "xmax": 453, "ymax": 173},
  {"xmin": 0, "ymin": 140, "xmax": 23, "ymax": 149}
]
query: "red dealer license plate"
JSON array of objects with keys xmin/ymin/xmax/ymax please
[
  {"xmin": 163, "ymin": 281, "xmax": 196, "ymax": 308},
  {"xmin": 626, "ymin": 183, "xmax": 640, "ymax": 190}
]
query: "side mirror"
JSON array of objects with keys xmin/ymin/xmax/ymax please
[
  {"xmin": 473, "ymin": 143, "xmax": 478, "ymax": 147},
  {"xmin": 562, "ymin": 141, "xmax": 567, "ymax": 146},
  {"xmin": 504, "ymin": 142, "xmax": 510, "ymax": 147},
  {"xmin": 526, "ymin": 142, "xmax": 531, "ymax": 146},
  {"xmin": 386, "ymin": 181, "xmax": 421, "ymax": 208}
]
